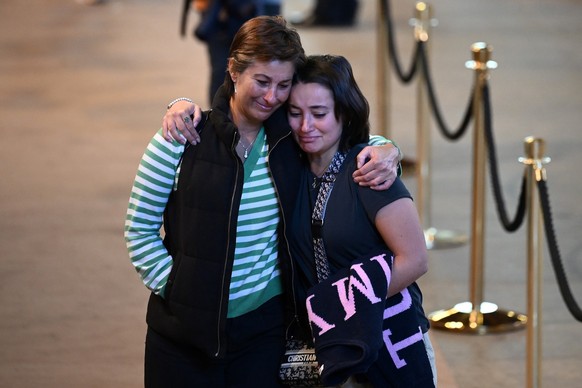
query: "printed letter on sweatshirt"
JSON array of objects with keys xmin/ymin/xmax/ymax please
[
  {"xmin": 332, "ymin": 254, "xmax": 391, "ymax": 321},
  {"xmin": 383, "ymin": 288, "xmax": 413, "ymax": 319},
  {"xmin": 383, "ymin": 326, "xmax": 424, "ymax": 369},
  {"xmin": 306, "ymin": 294, "xmax": 336, "ymax": 336}
]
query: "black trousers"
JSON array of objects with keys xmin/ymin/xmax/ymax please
[{"xmin": 144, "ymin": 296, "xmax": 286, "ymax": 388}]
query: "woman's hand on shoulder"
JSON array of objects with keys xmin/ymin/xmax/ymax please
[
  {"xmin": 352, "ymin": 143, "xmax": 400, "ymax": 190},
  {"xmin": 162, "ymin": 100, "xmax": 203, "ymax": 145}
]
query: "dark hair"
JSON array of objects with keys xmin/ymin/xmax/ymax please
[
  {"xmin": 224, "ymin": 16, "xmax": 306, "ymax": 96},
  {"xmin": 293, "ymin": 55, "xmax": 370, "ymax": 151}
]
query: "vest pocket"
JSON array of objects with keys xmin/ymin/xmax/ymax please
[{"xmin": 166, "ymin": 251, "xmax": 224, "ymax": 311}]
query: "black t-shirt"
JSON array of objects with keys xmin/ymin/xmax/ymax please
[{"xmin": 288, "ymin": 145, "xmax": 429, "ymax": 332}]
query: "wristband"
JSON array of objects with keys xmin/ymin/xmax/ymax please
[
  {"xmin": 167, "ymin": 97, "xmax": 193, "ymax": 110},
  {"xmin": 383, "ymin": 139, "xmax": 403, "ymax": 178},
  {"xmin": 384, "ymin": 139, "xmax": 403, "ymax": 161}
]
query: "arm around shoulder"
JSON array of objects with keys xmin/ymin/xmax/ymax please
[{"xmin": 353, "ymin": 138, "xmax": 402, "ymax": 190}]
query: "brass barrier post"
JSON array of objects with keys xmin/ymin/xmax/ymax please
[
  {"xmin": 377, "ymin": 0, "xmax": 391, "ymax": 138},
  {"xmin": 428, "ymin": 43, "xmax": 527, "ymax": 334},
  {"xmin": 413, "ymin": 2, "xmax": 468, "ymax": 250},
  {"xmin": 519, "ymin": 137, "xmax": 550, "ymax": 388}
]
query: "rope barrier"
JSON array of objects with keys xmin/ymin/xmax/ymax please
[
  {"xmin": 381, "ymin": 0, "xmax": 581, "ymax": 326},
  {"xmin": 419, "ymin": 43, "xmax": 473, "ymax": 141},
  {"xmin": 482, "ymin": 84, "xmax": 527, "ymax": 232},
  {"xmin": 381, "ymin": 0, "xmax": 419, "ymax": 83},
  {"xmin": 537, "ymin": 180, "xmax": 582, "ymax": 322},
  {"xmin": 380, "ymin": 2, "xmax": 582, "ymax": 385},
  {"xmin": 484, "ymin": 84, "xmax": 581, "ymax": 322},
  {"xmin": 382, "ymin": 0, "xmax": 474, "ymax": 140}
]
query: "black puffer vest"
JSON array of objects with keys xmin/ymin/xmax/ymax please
[{"xmin": 146, "ymin": 87, "xmax": 302, "ymax": 358}]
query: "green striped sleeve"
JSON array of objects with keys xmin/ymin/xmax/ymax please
[{"xmin": 124, "ymin": 129, "xmax": 185, "ymax": 295}]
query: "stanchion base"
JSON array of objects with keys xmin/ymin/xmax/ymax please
[
  {"xmin": 424, "ymin": 227, "xmax": 468, "ymax": 250},
  {"xmin": 428, "ymin": 302, "xmax": 527, "ymax": 335}
]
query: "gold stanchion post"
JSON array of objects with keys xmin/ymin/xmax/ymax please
[
  {"xmin": 519, "ymin": 137, "xmax": 550, "ymax": 388},
  {"xmin": 413, "ymin": 2, "xmax": 468, "ymax": 250},
  {"xmin": 428, "ymin": 43, "xmax": 527, "ymax": 334}
]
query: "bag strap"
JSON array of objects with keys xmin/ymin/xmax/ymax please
[{"xmin": 311, "ymin": 151, "xmax": 346, "ymax": 282}]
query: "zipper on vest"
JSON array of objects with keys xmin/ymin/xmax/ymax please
[{"xmin": 215, "ymin": 135, "xmax": 243, "ymax": 357}]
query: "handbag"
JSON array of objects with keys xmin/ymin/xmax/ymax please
[
  {"xmin": 279, "ymin": 336, "xmax": 322, "ymax": 387},
  {"xmin": 279, "ymin": 152, "xmax": 346, "ymax": 387}
]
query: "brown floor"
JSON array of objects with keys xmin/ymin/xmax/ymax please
[{"xmin": 1, "ymin": 0, "xmax": 581, "ymax": 387}]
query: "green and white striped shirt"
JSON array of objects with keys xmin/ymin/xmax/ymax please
[{"xmin": 125, "ymin": 128, "xmax": 282, "ymax": 318}]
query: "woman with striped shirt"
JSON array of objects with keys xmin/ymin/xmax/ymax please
[{"xmin": 125, "ymin": 16, "xmax": 400, "ymax": 388}]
